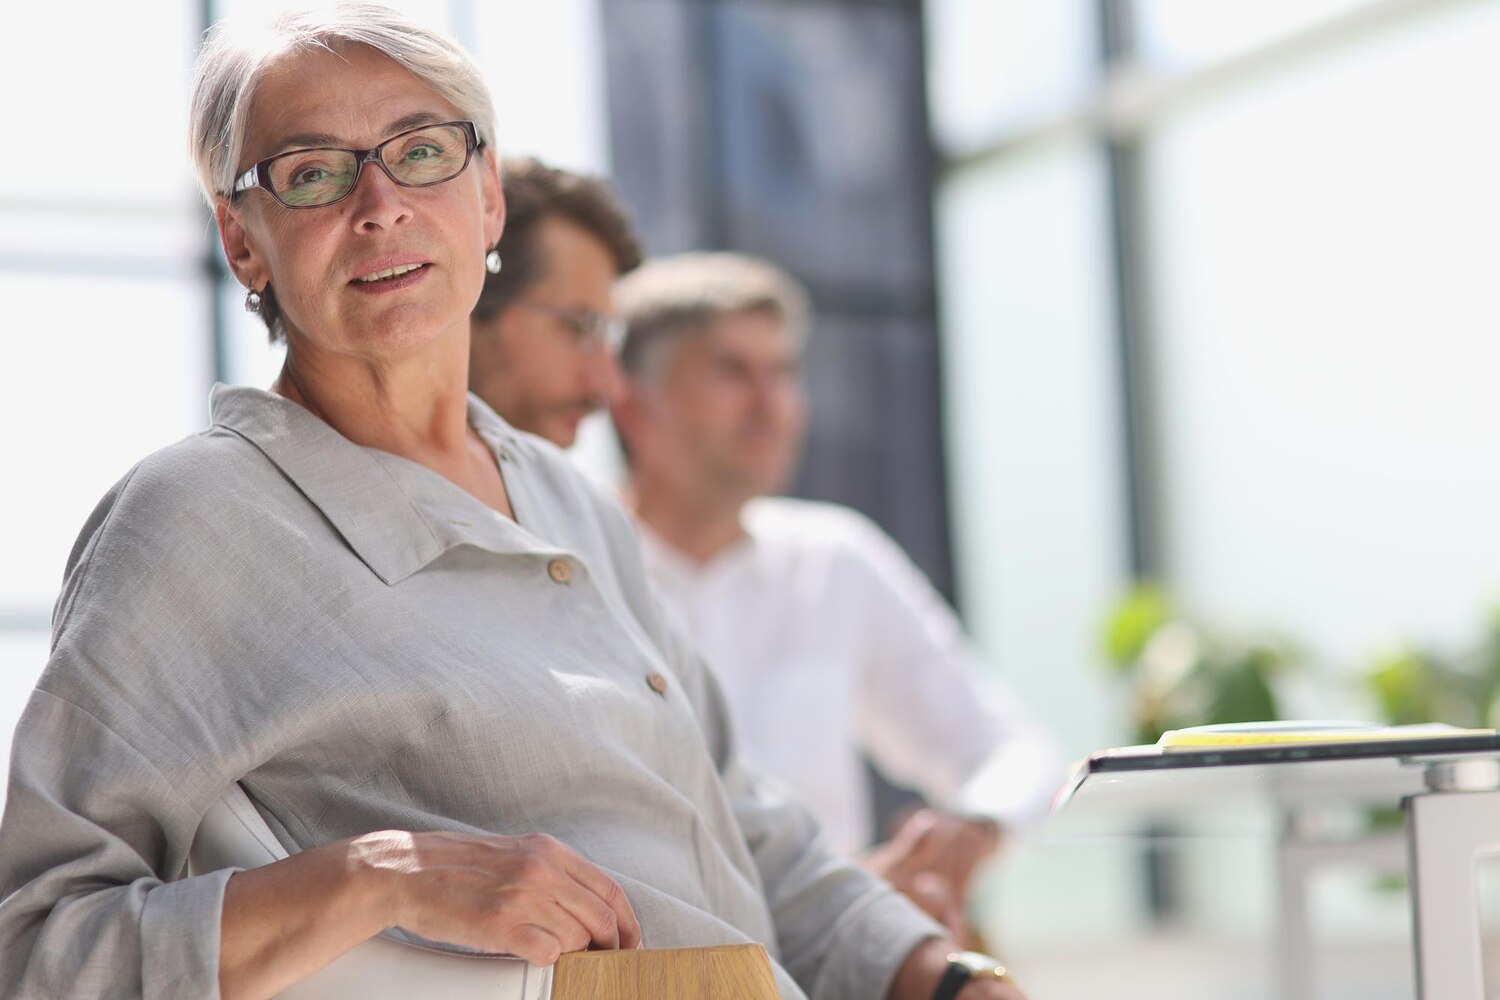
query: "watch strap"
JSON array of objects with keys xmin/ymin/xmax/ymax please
[{"xmin": 931, "ymin": 960, "xmax": 971, "ymax": 1000}]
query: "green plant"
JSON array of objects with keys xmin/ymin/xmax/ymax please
[
  {"xmin": 1357, "ymin": 608, "xmax": 1500, "ymax": 882},
  {"xmin": 1363, "ymin": 605, "xmax": 1500, "ymax": 729},
  {"xmin": 1103, "ymin": 585, "xmax": 1300, "ymax": 745}
]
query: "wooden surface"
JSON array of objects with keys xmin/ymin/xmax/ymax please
[{"xmin": 553, "ymin": 944, "xmax": 779, "ymax": 1000}]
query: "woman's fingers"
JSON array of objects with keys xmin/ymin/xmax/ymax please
[
  {"xmin": 510, "ymin": 833, "xmax": 640, "ymax": 950},
  {"xmin": 554, "ymin": 846, "xmax": 643, "ymax": 949},
  {"xmin": 505, "ymin": 922, "xmax": 569, "ymax": 967},
  {"xmin": 375, "ymin": 830, "xmax": 640, "ymax": 959}
]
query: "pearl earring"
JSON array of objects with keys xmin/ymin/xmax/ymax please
[{"xmin": 485, "ymin": 249, "xmax": 503, "ymax": 274}]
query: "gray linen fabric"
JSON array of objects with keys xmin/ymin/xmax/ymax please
[{"xmin": 0, "ymin": 385, "xmax": 941, "ymax": 1000}]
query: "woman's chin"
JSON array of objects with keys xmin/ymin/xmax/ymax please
[
  {"xmin": 364, "ymin": 322, "xmax": 455, "ymax": 356},
  {"xmin": 285, "ymin": 313, "xmax": 458, "ymax": 362}
]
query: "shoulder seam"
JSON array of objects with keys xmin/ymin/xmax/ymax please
[
  {"xmin": 53, "ymin": 461, "xmax": 147, "ymax": 634},
  {"xmin": 25, "ymin": 688, "xmax": 202, "ymax": 813}
]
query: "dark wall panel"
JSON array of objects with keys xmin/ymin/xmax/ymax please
[
  {"xmin": 603, "ymin": 0, "xmax": 952, "ymax": 597},
  {"xmin": 602, "ymin": 0, "xmax": 714, "ymax": 251}
]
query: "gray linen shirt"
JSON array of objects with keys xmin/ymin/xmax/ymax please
[{"xmin": 0, "ymin": 385, "xmax": 940, "ymax": 1000}]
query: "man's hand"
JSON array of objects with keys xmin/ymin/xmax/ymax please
[
  {"xmin": 355, "ymin": 829, "xmax": 643, "ymax": 965},
  {"xmin": 864, "ymin": 809, "xmax": 1002, "ymax": 938},
  {"xmin": 886, "ymin": 939, "xmax": 1027, "ymax": 1000}
]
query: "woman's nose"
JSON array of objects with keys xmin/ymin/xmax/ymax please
[{"xmin": 348, "ymin": 161, "xmax": 415, "ymax": 231}]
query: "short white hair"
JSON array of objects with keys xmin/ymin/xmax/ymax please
[
  {"xmin": 615, "ymin": 252, "xmax": 812, "ymax": 385},
  {"xmin": 189, "ymin": 2, "xmax": 497, "ymax": 206}
]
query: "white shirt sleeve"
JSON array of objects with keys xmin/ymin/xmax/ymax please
[{"xmin": 842, "ymin": 511, "xmax": 1066, "ymax": 831}]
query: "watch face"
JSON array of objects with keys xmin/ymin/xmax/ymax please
[{"xmin": 948, "ymin": 951, "xmax": 1008, "ymax": 980}]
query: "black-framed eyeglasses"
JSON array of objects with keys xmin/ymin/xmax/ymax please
[
  {"xmin": 518, "ymin": 301, "xmax": 626, "ymax": 351},
  {"xmin": 231, "ymin": 120, "xmax": 482, "ymax": 209}
]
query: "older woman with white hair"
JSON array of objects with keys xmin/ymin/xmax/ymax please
[{"xmin": 0, "ymin": 6, "xmax": 1025, "ymax": 1000}]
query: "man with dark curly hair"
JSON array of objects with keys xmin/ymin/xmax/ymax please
[{"xmin": 469, "ymin": 156, "xmax": 643, "ymax": 447}]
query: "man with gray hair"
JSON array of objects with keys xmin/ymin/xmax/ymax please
[{"xmin": 610, "ymin": 253, "xmax": 1064, "ymax": 942}]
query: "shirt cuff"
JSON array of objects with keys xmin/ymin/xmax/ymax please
[
  {"xmin": 951, "ymin": 741, "xmax": 1066, "ymax": 831},
  {"xmin": 141, "ymin": 868, "xmax": 236, "ymax": 1000},
  {"xmin": 815, "ymin": 886, "xmax": 945, "ymax": 1000}
]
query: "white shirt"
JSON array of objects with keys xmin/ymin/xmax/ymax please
[{"xmin": 638, "ymin": 497, "xmax": 1064, "ymax": 856}]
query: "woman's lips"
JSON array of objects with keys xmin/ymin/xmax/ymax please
[{"xmin": 348, "ymin": 262, "xmax": 432, "ymax": 295}]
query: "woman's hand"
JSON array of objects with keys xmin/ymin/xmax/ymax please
[
  {"xmin": 220, "ymin": 829, "xmax": 640, "ymax": 1000},
  {"xmin": 355, "ymin": 829, "xmax": 642, "ymax": 964}
]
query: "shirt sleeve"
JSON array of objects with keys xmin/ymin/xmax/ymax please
[
  {"xmin": 844, "ymin": 512, "xmax": 1067, "ymax": 831},
  {"xmin": 652, "ymin": 612, "xmax": 945, "ymax": 1000},
  {"xmin": 0, "ymin": 466, "xmax": 247, "ymax": 1000},
  {"xmin": 0, "ymin": 688, "xmax": 234, "ymax": 1000}
]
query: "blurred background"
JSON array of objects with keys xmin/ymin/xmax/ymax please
[{"xmin": 3, "ymin": 0, "xmax": 1500, "ymax": 996}]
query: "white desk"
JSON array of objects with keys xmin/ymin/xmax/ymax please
[{"xmin": 1054, "ymin": 734, "xmax": 1500, "ymax": 1000}]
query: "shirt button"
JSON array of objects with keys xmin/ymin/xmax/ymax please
[
  {"xmin": 547, "ymin": 558, "xmax": 573, "ymax": 585},
  {"xmin": 647, "ymin": 672, "xmax": 669, "ymax": 696}
]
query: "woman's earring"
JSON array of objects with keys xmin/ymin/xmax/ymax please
[
  {"xmin": 485, "ymin": 249, "xmax": 503, "ymax": 274},
  {"xmin": 244, "ymin": 287, "xmax": 263, "ymax": 313}
]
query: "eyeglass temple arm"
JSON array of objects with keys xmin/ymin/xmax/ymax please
[{"xmin": 232, "ymin": 164, "xmax": 259, "ymax": 194}]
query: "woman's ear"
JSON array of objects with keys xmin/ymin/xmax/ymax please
[
  {"xmin": 214, "ymin": 197, "xmax": 267, "ymax": 290},
  {"xmin": 479, "ymin": 150, "xmax": 506, "ymax": 249}
]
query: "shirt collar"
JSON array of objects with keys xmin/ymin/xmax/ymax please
[
  {"xmin": 635, "ymin": 509, "xmax": 761, "ymax": 585},
  {"xmin": 210, "ymin": 383, "xmax": 557, "ymax": 585}
]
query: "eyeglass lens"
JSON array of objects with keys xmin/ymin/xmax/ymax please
[
  {"xmin": 559, "ymin": 310, "xmax": 624, "ymax": 349},
  {"xmin": 267, "ymin": 123, "xmax": 471, "ymax": 208}
]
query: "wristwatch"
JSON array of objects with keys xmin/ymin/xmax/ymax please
[{"xmin": 932, "ymin": 950, "xmax": 1010, "ymax": 1000}]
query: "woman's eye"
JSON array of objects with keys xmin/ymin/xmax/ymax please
[
  {"xmin": 404, "ymin": 142, "xmax": 442, "ymax": 162},
  {"xmin": 288, "ymin": 166, "xmax": 328, "ymax": 187}
]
